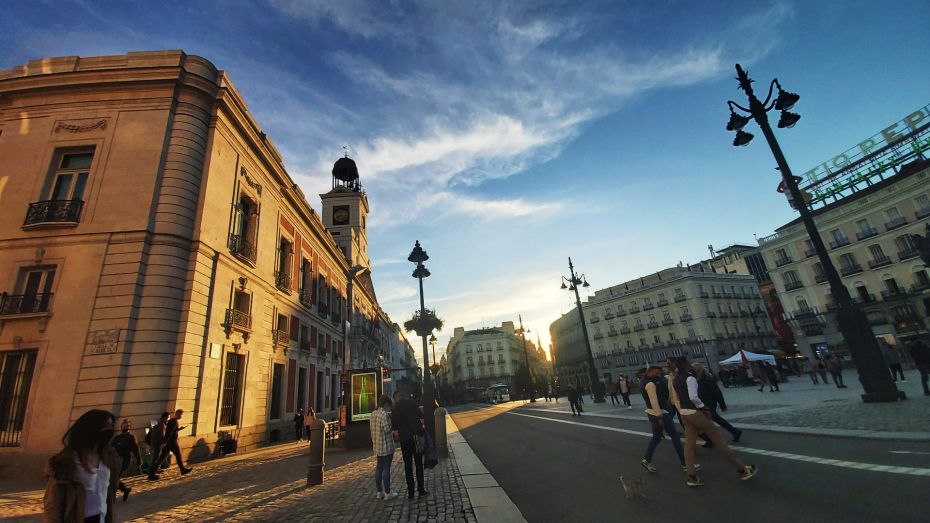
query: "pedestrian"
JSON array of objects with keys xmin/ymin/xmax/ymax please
[
  {"xmin": 639, "ymin": 365, "xmax": 697, "ymax": 475},
  {"xmin": 391, "ymin": 392, "xmax": 427, "ymax": 499},
  {"xmin": 815, "ymin": 358, "xmax": 829, "ymax": 384},
  {"xmin": 826, "ymin": 355, "xmax": 846, "ymax": 388},
  {"xmin": 619, "ymin": 376, "xmax": 632, "ymax": 408},
  {"xmin": 110, "ymin": 418, "xmax": 142, "ymax": 502},
  {"xmin": 880, "ymin": 338, "xmax": 906, "ymax": 382},
  {"xmin": 148, "ymin": 409, "xmax": 192, "ymax": 480},
  {"xmin": 764, "ymin": 362, "xmax": 780, "ymax": 392},
  {"xmin": 909, "ymin": 339, "xmax": 930, "ymax": 396},
  {"xmin": 567, "ymin": 386, "xmax": 582, "ymax": 416},
  {"xmin": 304, "ymin": 406, "xmax": 316, "ymax": 441},
  {"xmin": 553, "ymin": 386, "xmax": 560, "ymax": 403},
  {"xmin": 805, "ymin": 358, "xmax": 819, "ymax": 384},
  {"xmin": 145, "ymin": 412, "xmax": 168, "ymax": 479},
  {"xmin": 293, "ymin": 409, "xmax": 305, "ymax": 442},
  {"xmin": 371, "ymin": 394, "xmax": 398, "ymax": 501},
  {"xmin": 44, "ymin": 409, "xmax": 122, "ymax": 523},
  {"xmin": 670, "ymin": 358, "xmax": 756, "ymax": 487},
  {"xmin": 692, "ymin": 363, "xmax": 742, "ymax": 444},
  {"xmin": 609, "ymin": 381, "xmax": 620, "ymax": 406}
]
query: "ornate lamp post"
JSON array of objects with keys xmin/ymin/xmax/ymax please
[
  {"xmin": 408, "ymin": 240, "xmax": 438, "ymax": 438},
  {"xmin": 515, "ymin": 315, "xmax": 536, "ymax": 402},
  {"xmin": 560, "ymin": 257, "xmax": 606, "ymax": 403},
  {"xmin": 726, "ymin": 64, "xmax": 903, "ymax": 402}
]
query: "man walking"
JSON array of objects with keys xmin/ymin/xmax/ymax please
[
  {"xmin": 148, "ymin": 409, "xmax": 192, "ymax": 480},
  {"xmin": 805, "ymin": 358, "xmax": 820, "ymax": 384},
  {"xmin": 815, "ymin": 358, "xmax": 829, "ymax": 384},
  {"xmin": 880, "ymin": 338, "xmax": 906, "ymax": 382},
  {"xmin": 693, "ymin": 363, "xmax": 742, "ymax": 443},
  {"xmin": 619, "ymin": 376, "xmax": 632, "ymax": 408},
  {"xmin": 146, "ymin": 412, "xmax": 168, "ymax": 479},
  {"xmin": 826, "ymin": 355, "xmax": 846, "ymax": 388},
  {"xmin": 371, "ymin": 395, "xmax": 398, "ymax": 500},
  {"xmin": 567, "ymin": 386, "xmax": 582, "ymax": 416},
  {"xmin": 111, "ymin": 418, "xmax": 142, "ymax": 501},
  {"xmin": 639, "ymin": 366, "xmax": 695, "ymax": 474},
  {"xmin": 609, "ymin": 381, "xmax": 620, "ymax": 406},
  {"xmin": 910, "ymin": 339, "xmax": 930, "ymax": 396},
  {"xmin": 392, "ymin": 392, "xmax": 427, "ymax": 499},
  {"xmin": 293, "ymin": 408, "xmax": 305, "ymax": 442},
  {"xmin": 671, "ymin": 358, "xmax": 756, "ymax": 487}
]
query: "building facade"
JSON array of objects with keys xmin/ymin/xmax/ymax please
[
  {"xmin": 0, "ymin": 51, "xmax": 396, "ymax": 478},
  {"xmin": 550, "ymin": 268, "xmax": 777, "ymax": 386},
  {"xmin": 442, "ymin": 321, "xmax": 548, "ymax": 401},
  {"xmin": 756, "ymin": 159, "xmax": 930, "ymax": 358}
]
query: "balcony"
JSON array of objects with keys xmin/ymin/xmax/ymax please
[
  {"xmin": 680, "ymin": 313, "xmax": 693, "ymax": 322},
  {"xmin": 0, "ymin": 293, "xmax": 53, "ymax": 316},
  {"xmin": 662, "ymin": 318, "xmax": 674, "ymax": 326},
  {"xmin": 814, "ymin": 273, "xmax": 828, "ymax": 284},
  {"xmin": 617, "ymin": 309, "xmax": 627, "ymax": 316},
  {"xmin": 590, "ymin": 316, "xmax": 600, "ymax": 323},
  {"xmin": 885, "ymin": 216, "xmax": 908, "ymax": 231},
  {"xmin": 783, "ymin": 280, "xmax": 804, "ymax": 291},
  {"xmin": 714, "ymin": 332, "xmax": 725, "ymax": 340},
  {"xmin": 300, "ymin": 340, "xmax": 313, "ymax": 352},
  {"xmin": 225, "ymin": 308, "xmax": 252, "ymax": 330},
  {"xmin": 604, "ymin": 312, "xmax": 615, "ymax": 320},
  {"xmin": 633, "ymin": 325, "xmax": 645, "ymax": 332},
  {"xmin": 228, "ymin": 234, "xmax": 257, "ymax": 265},
  {"xmin": 607, "ymin": 329, "xmax": 618, "ymax": 337},
  {"xmin": 317, "ymin": 301, "xmax": 330, "ymax": 318},
  {"xmin": 721, "ymin": 290, "xmax": 732, "ymax": 298},
  {"xmin": 647, "ymin": 321, "xmax": 659, "ymax": 329},
  {"xmin": 868, "ymin": 255, "xmax": 893, "ymax": 269},
  {"xmin": 629, "ymin": 306, "xmax": 641, "ymax": 313},
  {"xmin": 593, "ymin": 333, "xmax": 604, "ymax": 340},
  {"xmin": 643, "ymin": 303, "xmax": 655, "ymax": 311},
  {"xmin": 804, "ymin": 248, "xmax": 817, "ymax": 258},
  {"xmin": 23, "ymin": 199, "xmax": 83, "ymax": 227},
  {"xmin": 774, "ymin": 256, "xmax": 793, "ymax": 267},
  {"xmin": 657, "ymin": 298, "xmax": 669, "ymax": 307},
  {"xmin": 274, "ymin": 271, "xmax": 292, "ymax": 294},
  {"xmin": 840, "ymin": 264, "xmax": 863, "ymax": 276},
  {"xmin": 793, "ymin": 307, "xmax": 816, "ymax": 318},
  {"xmin": 674, "ymin": 294, "xmax": 687, "ymax": 302},
  {"xmin": 898, "ymin": 247, "xmax": 919, "ymax": 261},
  {"xmin": 912, "ymin": 282, "xmax": 930, "ymax": 293},
  {"xmin": 829, "ymin": 238, "xmax": 850, "ymax": 249},
  {"xmin": 699, "ymin": 292, "xmax": 710, "ymax": 299},
  {"xmin": 299, "ymin": 288, "xmax": 313, "ymax": 308},
  {"xmin": 856, "ymin": 227, "xmax": 878, "ymax": 240},
  {"xmin": 711, "ymin": 291, "xmax": 722, "ymax": 298},
  {"xmin": 881, "ymin": 288, "xmax": 907, "ymax": 301},
  {"xmin": 706, "ymin": 311, "xmax": 717, "ymax": 318},
  {"xmin": 718, "ymin": 311, "xmax": 730, "ymax": 318},
  {"xmin": 272, "ymin": 329, "xmax": 289, "ymax": 346},
  {"xmin": 853, "ymin": 294, "xmax": 877, "ymax": 304},
  {"xmin": 917, "ymin": 207, "xmax": 930, "ymax": 220},
  {"xmin": 620, "ymin": 327, "xmax": 631, "ymax": 335},
  {"xmin": 739, "ymin": 310, "xmax": 751, "ymax": 317}
]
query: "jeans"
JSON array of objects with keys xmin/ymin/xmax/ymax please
[
  {"xmin": 150, "ymin": 441, "xmax": 185, "ymax": 477},
  {"xmin": 917, "ymin": 365, "xmax": 930, "ymax": 394},
  {"xmin": 889, "ymin": 364, "xmax": 905, "ymax": 381},
  {"xmin": 620, "ymin": 393, "xmax": 631, "ymax": 406},
  {"xmin": 644, "ymin": 412, "xmax": 685, "ymax": 465},
  {"xmin": 400, "ymin": 439, "xmax": 425, "ymax": 494},
  {"xmin": 610, "ymin": 394, "xmax": 619, "ymax": 405},
  {"xmin": 375, "ymin": 452, "xmax": 393, "ymax": 493},
  {"xmin": 831, "ymin": 371, "xmax": 844, "ymax": 387},
  {"xmin": 681, "ymin": 412, "xmax": 745, "ymax": 476}
]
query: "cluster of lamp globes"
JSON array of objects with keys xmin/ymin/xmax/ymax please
[{"xmin": 727, "ymin": 86, "xmax": 801, "ymax": 147}]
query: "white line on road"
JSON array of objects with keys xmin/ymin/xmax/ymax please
[
  {"xmin": 504, "ymin": 411, "xmax": 930, "ymax": 477},
  {"xmin": 889, "ymin": 450, "xmax": 930, "ymax": 455}
]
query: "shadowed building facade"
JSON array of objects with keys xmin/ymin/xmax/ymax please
[{"xmin": 0, "ymin": 51, "xmax": 391, "ymax": 478}]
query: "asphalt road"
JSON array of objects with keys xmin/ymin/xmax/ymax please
[{"xmin": 449, "ymin": 402, "xmax": 930, "ymax": 523}]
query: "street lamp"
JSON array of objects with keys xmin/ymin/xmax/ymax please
[
  {"xmin": 726, "ymin": 64, "xmax": 904, "ymax": 403},
  {"xmin": 560, "ymin": 257, "xmax": 606, "ymax": 403},
  {"xmin": 408, "ymin": 240, "xmax": 438, "ymax": 438},
  {"xmin": 515, "ymin": 314, "xmax": 536, "ymax": 402}
]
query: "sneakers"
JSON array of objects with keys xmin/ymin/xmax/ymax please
[
  {"xmin": 739, "ymin": 465, "xmax": 757, "ymax": 481},
  {"xmin": 384, "ymin": 492, "xmax": 398, "ymax": 501},
  {"xmin": 733, "ymin": 429, "xmax": 743, "ymax": 443},
  {"xmin": 682, "ymin": 464, "xmax": 702, "ymax": 472},
  {"xmin": 641, "ymin": 459, "xmax": 657, "ymax": 473},
  {"xmin": 686, "ymin": 475, "xmax": 704, "ymax": 487}
]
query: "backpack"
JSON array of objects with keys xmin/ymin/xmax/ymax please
[{"xmin": 112, "ymin": 433, "xmax": 133, "ymax": 456}]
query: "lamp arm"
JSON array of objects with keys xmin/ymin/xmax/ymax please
[
  {"xmin": 761, "ymin": 79, "xmax": 778, "ymax": 109},
  {"xmin": 727, "ymin": 100, "xmax": 751, "ymax": 114}
]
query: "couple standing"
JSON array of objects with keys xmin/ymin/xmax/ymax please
[{"xmin": 370, "ymin": 392, "xmax": 430, "ymax": 500}]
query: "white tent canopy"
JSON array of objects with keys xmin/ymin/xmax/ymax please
[{"xmin": 719, "ymin": 349, "xmax": 776, "ymax": 366}]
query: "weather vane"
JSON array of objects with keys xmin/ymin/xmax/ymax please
[{"xmin": 342, "ymin": 144, "xmax": 349, "ymax": 158}]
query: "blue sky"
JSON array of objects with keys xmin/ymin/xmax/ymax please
[{"xmin": 4, "ymin": 1, "xmax": 929, "ymax": 362}]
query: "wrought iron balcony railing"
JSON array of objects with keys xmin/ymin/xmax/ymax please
[
  {"xmin": 840, "ymin": 264, "xmax": 863, "ymax": 276},
  {"xmin": 674, "ymin": 294, "xmax": 687, "ymax": 302},
  {"xmin": 829, "ymin": 238, "xmax": 850, "ymax": 249},
  {"xmin": 272, "ymin": 329, "xmax": 289, "ymax": 346},
  {"xmin": 775, "ymin": 256, "xmax": 793, "ymax": 267},
  {"xmin": 783, "ymin": 280, "xmax": 803, "ymax": 291},
  {"xmin": 856, "ymin": 227, "xmax": 878, "ymax": 240},
  {"xmin": 23, "ymin": 200, "xmax": 83, "ymax": 226},
  {"xmin": 868, "ymin": 255, "xmax": 892, "ymax": 269},
  {"xmin": 225, "ymin": 308, "xmax": 252, "ymax": 330},
  {"xmin": 680, "ymin": 313, "xmax": 693, "ymax": 322},
  {"xmin": 228, "ymin": 234, "xmax": 257, "ymax": 264},
  {"xmin": 274, "ymin": 271, "xmax": 292, "ymax": 294},
  {"xmin": 898, "ymin": 247, "xmax": 919, "ymax": 261},
  {"xmin": 885, "ymin": 216, "xmax": 908, "ymax": 231},
  {"xmin": 0, "ymin": 293, "xmax": 53, "ymax": 315}
]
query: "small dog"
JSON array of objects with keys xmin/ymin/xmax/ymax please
[{"xmin": 620, "ymin": 475, "xmax": 647, "ymax": 499}]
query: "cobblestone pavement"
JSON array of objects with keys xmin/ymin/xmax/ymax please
[{"xmin": 1, "ymin": 439, "xmax": 477, "ymax": 522}]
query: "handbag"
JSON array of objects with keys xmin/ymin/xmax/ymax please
[{"xmin": 414, "ymin": 432, "xmax": 427, "ymax": 454}]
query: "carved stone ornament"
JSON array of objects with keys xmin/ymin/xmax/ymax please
[
  {"xmin": 54, "ymin": 119, "xmax": 108, "ymax": 134},
  {"xmin": 240, "ymin": 166, "xmax": 263, "ymax": 196}
]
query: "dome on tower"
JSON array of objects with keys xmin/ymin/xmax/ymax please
[{"xmin": 332, "ymin": 156, "xmax": 359, "ymax": 182}]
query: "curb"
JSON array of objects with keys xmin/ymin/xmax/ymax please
[{"xmin": 446, "ymin": 414, "xmax": 527, "ymax": 523}]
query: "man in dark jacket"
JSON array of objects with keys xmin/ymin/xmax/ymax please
[
  {"xmin": 149, "ymin": 409, "xmax": 192, "ymax": 480},
  {"xmin": 392, "ymin": 392, "xmax": 427, "ymax": 499},
  {"xmin": 693, "ymin": 363, "xmax": 742, "ymax": 443},
  {"xmin": 910, "ymin": 339, "xmax": 930, "ymax": 396}
]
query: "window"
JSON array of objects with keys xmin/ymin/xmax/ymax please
[
  {"xmin": 299, "ymin": 259, "xmax": 312, "ymax": 305},
  {"xmin": 803, "ymin": 239, "xmax": 815, "ymax": 255},
  {"xmin": 27, "ymin": 151, "xmax": 94, "ymax": 226},
  {"xmin": 466, "ymin": 345, "xmax": 472, "ymax": 353},
  {"xmin": 796, "ymin": 296, "xmax": 809, "ymax": 311},
  {"xmin": 220, "ymin": 352, "xmax": 245, "ymax": 426},
  {"xmin": 275, "ymin": 238, "xmax": 293, "ymax": 292},
  {"xmin": 812, "ymin": 262, "xmax": 825, "ymax": 281},
  {"xmin": 775, "ymin": 248, "xmax": 790, "ymax": 264},
  {"xmin": 297, "ymin": 367, "xmax": 307, "ymax": 412},
  {"xmin": 883, "ymin": 277, "xmax": 901, "ymax": 295},
  {"xmin": 885, "ymin": 207, "xmax": 903, "ymax": 220},
  {"xmin": 0, "ymin": 349, "xmax": 38, "ymax": 447},
  {"xmin": 1, "ymin": 267, "xmax": 56, "ymax": 315},
  {"xmin": 269, "ymin": 363, "xmax": 284, "ymax": 420},
  {"xmin": 230, "ymin": 195, "xmax": 259, "ymax": 263},
  {"xmin": 884, "ymin": 207, "xmax": 906, "ymax": 229},
  {"xmin": 783, "ymin": 270, "xmax": 799, "ymax": 284},
  {"xmin": 895, "ymin": 234, "xmax": 918, "ymax": 256},
  {"xmin": 915, "ymin": 195, "xmax": 930, "ymax": 217},
  {"xmin": 868, "ymin": 244, "xmax": 887, "ymax": 261},
  {"xmin": 687, "ymin": 328, "xmax": 696, "ymax": 338},
  {"xmin": 830, "ymin": 228, "xmax": 848, "ymax": 247},
  {"xmin": 839, "ymin": 253, "xmax": 858, "ymax": 269},
  {"xmin": 498, "ymin": 354, "xmax": 504, "ymax": 364}
]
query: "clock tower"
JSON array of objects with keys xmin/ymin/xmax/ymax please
[{"xmin": 320, "ymin": 155, "xmax": 370, "ymax": 269}]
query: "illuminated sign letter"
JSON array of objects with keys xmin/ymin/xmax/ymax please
[
  {"xmin": 832, "ymin": 154, "xmax": 849, "ymax": 170},
  {"xmin": 804, "ymin": 167, "xmax": 820, "ymax": 185},
  {"xmin": 858, "ymin": 138, "xmax": 876, "ymax": 157},
  {"xmin": 904, "ymin": 109, "xmax": 928, "ymax": 132},
  {"xmin": 882, "ymin": 123, "xmax": 902, "ymax": 145}
]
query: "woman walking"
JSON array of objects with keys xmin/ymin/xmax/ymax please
[
  {"xmin": 619, "ymin": 376, "xmax": 632, "ymax": 408},
  {"xmin": 370, "ymin": 395, "xmax": 398, "ymax": 500},
  {"xmin": 44, "ymin": 409, "xmax": 122, "ymax": 522}
]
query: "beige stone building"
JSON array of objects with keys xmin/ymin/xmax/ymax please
[
  {"xmin": 442, "ymin": 321, "xmax": 549, "ymax": 401},
  {"xmin": 756, "ymin": 159, "xmax": 930, "ymax": 358},
  {"xmin": 551, "ymin": 268, "xmax": 776, "ymax": 388},
  {"xmin": 0, "ymin": 51, "xmax": 394, "ymax": 478}
]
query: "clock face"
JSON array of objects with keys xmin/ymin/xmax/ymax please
[{"xmin": 333, "ymin": 207, "xmax": 350, "ymax": 225}]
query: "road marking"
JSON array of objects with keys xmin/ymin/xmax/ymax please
[
  {"xmin": 504, "ymin": 411, "xmax": 930, "ymax": 477},
  {"xmin": 889, "ymin": 450, "xmax": 930, "ymax": 455}
]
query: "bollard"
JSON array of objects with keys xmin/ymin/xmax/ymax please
[
  {"xmin": 434, "ymin": 407, "xmax": 448, "ymax": 459},
  {"xmin": 307, "ymin": 419, "xmax": 326, "ymax": 486}
]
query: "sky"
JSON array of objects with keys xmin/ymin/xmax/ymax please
[{"xmin": 3, "ymin": 0, "xmax": 929, "ymax": 365}]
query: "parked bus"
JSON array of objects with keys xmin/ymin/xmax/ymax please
[{"xmin": 484, "ymin": 384, "xmax": 511, "ymax": 404}]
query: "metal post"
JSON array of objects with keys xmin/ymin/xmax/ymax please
[
  {"xmin": 734, "ymin": 64, "xmax": 903, "ymax": 403},
  {"xmin": 434, "ymin": 407, "xmax": 448, "ymax": 458},
  {"xmin": 418, "ymin": 272, "xmax": 436, "ymax": 440},
  {"xmin": 518, "ymin": 314, "xmax": 536, "ymax": 402},
  {"xmin": 307, "ymin": 419, "xmax": 326, "ymax": 485},
  {"xmin": 568, "ymin": 258, "xmax": 606, "ymax": 403}
]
